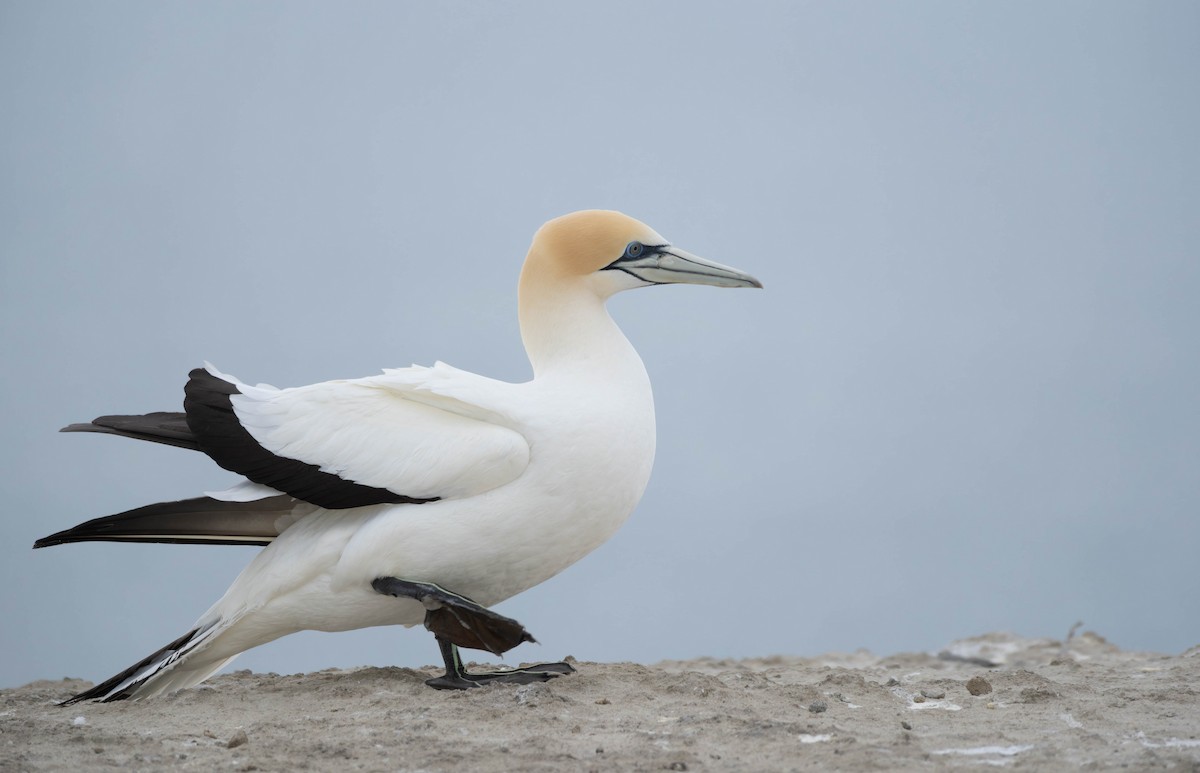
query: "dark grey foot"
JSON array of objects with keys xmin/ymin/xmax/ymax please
[
  {"xmin": 371, "ymin": 576, "xmax": 534, "ymax": 655},
  {"xmin": 425, "ymin": 637, "xmax": 576, "ymax": 691},
  {"xmin": 370, "ymin": 577, "xmax": 577, "ymax": 692}
]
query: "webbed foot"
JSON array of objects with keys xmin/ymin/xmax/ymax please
[
  {"xmin": 424, "ymin": 638, "xmax": 575, "ymax": 690},
  {"xmin": 372, "ymin": 576, "xmax": 533, "ymax": 654},
  {"xmin": 371, "ymin": 576, "xmax": 577, "ymax": 691}
]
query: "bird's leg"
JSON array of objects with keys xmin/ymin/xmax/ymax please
[
  {"xmin": 371, "ymin": 577, "xmax": 576, "ymax": 690},
  {"xmin": 371, "ymin": 577, "xmax": 534, "ymax": 653},
  {"xmin": 426, "ymin": 635, "xmax": 575, "ymax": 691}
]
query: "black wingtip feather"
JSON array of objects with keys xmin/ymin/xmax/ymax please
[
  {"xmin": 183, "ymin": 367, "xmax": 435, "ymax": 509},
  {"xmin": 60, "ymin": 412, "xmax": 200, "ymax": 451},
  {"xmin": 34, "ymin": 495, "xmax": 290, "ymax": 549}
]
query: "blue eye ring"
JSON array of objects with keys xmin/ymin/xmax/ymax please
[{"xmin": 624, "ymin": 241, "xmax": 645, "ymax": 259}]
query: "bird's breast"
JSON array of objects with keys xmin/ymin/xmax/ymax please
[{"xmin": 329, "ymin": 373, "xmax": 656, "ymax": 604}]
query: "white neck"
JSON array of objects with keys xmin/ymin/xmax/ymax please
[{"xmin": 518, "ymin": 272, "xmax": 646, "ymax": 383}]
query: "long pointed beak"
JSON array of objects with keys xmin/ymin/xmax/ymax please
[{"xmin": 618, "ymin": 247, "xmax": 763, "ymax": 289}]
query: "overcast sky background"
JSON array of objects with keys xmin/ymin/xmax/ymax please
[{"xmin": 2, "ymin": 2, "xmax": 1197, "ymax": 690}]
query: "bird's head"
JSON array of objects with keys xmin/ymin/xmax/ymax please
[{"xmin": 522, "ymin": 210, "xmax": 762, "ymax": 299}]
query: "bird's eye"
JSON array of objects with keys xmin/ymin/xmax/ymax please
[{"xmin": 624, "ymin": 241, "xmax": 645, "ymax": 259}]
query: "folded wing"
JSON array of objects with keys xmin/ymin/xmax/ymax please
[{"xmin": 184, "ymin": 365, "xmax": 529, "ymax": 509}]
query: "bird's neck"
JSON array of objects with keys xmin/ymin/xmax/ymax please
[{"xmin": 518, "ymin": 273, "xmax": 644, "ymax": 382}]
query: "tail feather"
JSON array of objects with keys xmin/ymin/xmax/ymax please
[
  {"xmin": 61, "ymin": 625, "xmax": 231, "ymax": 704},
  {"xmin": 61, "ymin": 412, "xmax": 199, "ymax": 451},
  {"xmin": 34, "ymin": 495, "xmax": 295, "ymax": 548}
]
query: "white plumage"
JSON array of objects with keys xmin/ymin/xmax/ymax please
[
  {"xmin": 39, "ymin": 210, "xmax": 761, "ymax": 700},
  {"xmin": 212, "ymin": 362, "xmax": 531, "ymax": 500}
]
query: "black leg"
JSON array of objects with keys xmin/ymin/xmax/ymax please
[{"xmin": 372, "ymin": 576, "xmax": 576, "ymax": 690}]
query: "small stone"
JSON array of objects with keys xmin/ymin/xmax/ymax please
[
  {"xmin": 885, "ymin": 677, "xmax": 900, "ymax": 687},
  {"xmin": 666, "ymin": 764, "xmax": 688, "ymax": 771},
  {"xmin": 226, "ymin": 729, "xmax": 248, "ymax": 749},
  {"xmin": 595, "ymin": 698, "xmax": 611, "ymax": 705},
  {"xmin": 596, "ymin": 747, "xmax": 604, "ymax": 754},
  {"xmin": 808, "ymin": 700, "xmax": 827, "ymax": 714},
  {"xmin": 514, "ymin": 683, "xmax": 553, "ymax": 706},
  {"xmin": 72, "ymin": 716, "xmax": 86, "ymax": 726},
  {"xmin": 912, "ymin": 694, "xmax": 926, "ymax": 703},
  {"xmin": 920, "ymin": 688, "xmax": 945, "ymax": 700},
  {"xmin": 901, "ymin": 720, "xmax": 912, "ymax": 730},
  {"xmin": 966, "ymin": 676, "xmax": 993, "ymax": 696}
]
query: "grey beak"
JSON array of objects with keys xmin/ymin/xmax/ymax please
[{"xmin": 616, "ymin": 247, "xmax": 763, "ymax": 289}]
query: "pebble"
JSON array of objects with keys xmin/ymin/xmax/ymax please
[
  {"xmin": 71, "ymin": 716, "xmax": 86, "ymax": 726},
  {"xmin": 514, "ymin": 683, "xmax": 553, "ymax": 706},
  {"xmin": 920, "ymin": 688, "xmax": 946, "ymax": 700},
  {"xmin": 966, "ymin": 676, "xmax": 993, "ymax": 696},
  {"xmin": 901, "ymin": 720, "xmax": 912, "ymax": 730},
  {"xmin": 808, "ymin": 700, "xmax": 828, "ymax": 714},
  {"xmin": 226, "ymin": 729, "xmax": 248, "ymax": 749}
]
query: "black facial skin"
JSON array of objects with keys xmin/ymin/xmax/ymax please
[{"xmin": 602, "ymin": 241, "xmax": 671, "ymax": 282}]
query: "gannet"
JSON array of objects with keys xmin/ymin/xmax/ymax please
[{"xmin": 35, "ymin": 210, "xmax": 761, "ymax": 702}]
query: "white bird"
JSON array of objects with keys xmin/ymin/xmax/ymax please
[{"xmin": 36, "ymin": 210, "xmax": 761, "ymax": 702}]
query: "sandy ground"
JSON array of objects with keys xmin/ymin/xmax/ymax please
[{"xmin": 3, "ymin": 632, "xmax": 1197, "ymax": 771}]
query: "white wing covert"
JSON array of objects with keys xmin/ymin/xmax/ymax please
[{"xmin": 199, "ymin": 364, "xmax": 529, "ymax": 506}]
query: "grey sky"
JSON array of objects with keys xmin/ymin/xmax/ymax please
[{"xmin": 2, "ymin": 2, "xmax": 1197, "ymax": 689}]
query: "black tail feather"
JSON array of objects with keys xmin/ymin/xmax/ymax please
[
  {"xmin": 61, "ymin": 412, "xmax": 199, "ymax": 451},
  {"xmin": 34, "ymin": 495, "xmax": 294, "ymax": 548},
  {"xmin": 60, "ymin": 628, "xmax": 201, "ymax": 705}
]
